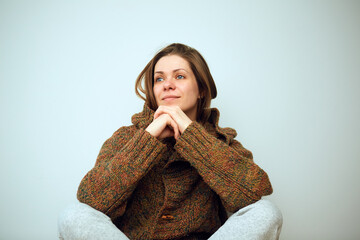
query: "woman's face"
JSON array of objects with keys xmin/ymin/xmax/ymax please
[{"xmin": 153, "ymin": 55, "xmax": 200, "ymax": 121}]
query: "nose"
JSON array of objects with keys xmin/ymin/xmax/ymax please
[{"xmin": 163, "ymin": 78, "xmax": 176, "ymax": 90}]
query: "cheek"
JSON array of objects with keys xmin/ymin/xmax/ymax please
[
  {"xmin": 190, "ymin": 83, "xmax": 200, "ymax": 99},
  {"xmin": 153, "ymin": 86, "xmax": 160, "ymax": 99},
  {"xmin": 184, "ymin": 85, "xmax": 200, "ymax": 105}
]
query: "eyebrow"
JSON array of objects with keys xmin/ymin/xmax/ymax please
[{"xmin": 154, "ymin": 68, "xmax": 188, "ymax": 74}]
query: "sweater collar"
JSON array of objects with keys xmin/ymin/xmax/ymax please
[
  {"xmin": 131, "ymin": 104, "xmax": 155, "ymax": 129},
  {"xmin": 131, "ymin": 104, "xmax": 237, "ymax": 144}
]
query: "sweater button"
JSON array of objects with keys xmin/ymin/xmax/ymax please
[{"xmin": 161, "ymin": 214, "xmax": 174, "ymax": 220}]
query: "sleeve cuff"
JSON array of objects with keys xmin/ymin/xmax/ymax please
[{"xmin": 110, "ymin": 128, "xmax": 167, "ymax": 174}]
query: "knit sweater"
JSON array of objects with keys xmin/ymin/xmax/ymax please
[{"xmin": 77, "ymin": 104, "xmax": 273, "ymax": 240}]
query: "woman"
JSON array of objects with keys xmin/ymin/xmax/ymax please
[{"xmin": 58, "ymin": 43, "xmax": 283, "ymax": 240}]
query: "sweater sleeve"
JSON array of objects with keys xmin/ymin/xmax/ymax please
[
  {"xmin": 77, "ymin": 127, "xmax": 167, "ymax": 219},
  {"xmin": 174, "ymin": 122, "xmax": 273, "ymax": 212}
]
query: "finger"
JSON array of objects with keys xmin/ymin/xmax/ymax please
[
  {"xmin": 167, "ymin": 116, "xmax": 180, "ymax": 139},
  {"xmin": 146, "ymin": 113, "xmax": 172, "ymax": 138},
  {"xmin": 156, "ymin": 115, "xmax": 178, "ymax": 139},
  {"xmin": 154, "ymin": 106, "xmax": 174, "ymax": 119},
  {"xmin": 158, "ymin": 127, "xmax": 174, "ymax": 139},
  {"xmin": 150, "ymin": 111, "xmax": 181, "ymax": 139},
  {"xmin": 154, "ymin": 106, "xmax": 180, "ymax": 122},
  {"xmin": 155, "ymin": 114, "xmax": 179, "ymax": 139},
  {"xmin": 156, "ymin": 106, "xmax": 191, "ymax": 134}
]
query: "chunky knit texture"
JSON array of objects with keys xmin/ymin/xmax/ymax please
[{"xmin": 77, "ymin": 104, "xmax": 273, "ymax": 240}]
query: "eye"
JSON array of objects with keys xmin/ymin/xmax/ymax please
[
  {"xmin": 155, "ymin": 77, "xmax": 164, "ymax": 82},
  {"xmin": 176, "ymin": 75, "xmax": 185, "ymax": 79}
]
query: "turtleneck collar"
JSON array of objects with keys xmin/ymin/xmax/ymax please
[{"xmin": 131, "ymin": 104, "xmax": 237, "ymax": 145}]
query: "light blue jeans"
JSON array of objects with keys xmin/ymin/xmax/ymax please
[{"xmin": 58, "ymin": 199, "xmax": 282, "ymax": 240}]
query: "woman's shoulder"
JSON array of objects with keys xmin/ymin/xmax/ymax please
[
  {"xmin": 218, "ymin": 126, "xmax": 237, "ymax": 139},
  {"xmin": 112, "ymin": 124, "xmax": 138, "ymax": 138},
  {"xmin": 102, "ymin": 125, "xmax": 139, "ymax": 150}
]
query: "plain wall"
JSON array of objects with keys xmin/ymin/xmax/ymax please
[{"xmin": 1, "ymin": 0, "xmax": 359, "ymax": 239}]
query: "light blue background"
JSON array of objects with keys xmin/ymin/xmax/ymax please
[{"xmin": 1, "ymin": 0, "xmax": 359, "ymax": 239}]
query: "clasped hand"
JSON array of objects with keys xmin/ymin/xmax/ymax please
[{"xmin": 145, "ymin": 106, "xmax": 192, "ymax": 140}]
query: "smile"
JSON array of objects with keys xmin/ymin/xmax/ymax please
[{"xmin": 162, "ymin": 96, "xmax": 180, "ymax": 101}]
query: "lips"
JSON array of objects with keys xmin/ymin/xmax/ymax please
[{"xmin": 162, "ymin": 95, "xmax": 180, "ymax": 100}]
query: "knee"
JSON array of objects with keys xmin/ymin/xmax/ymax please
[
  {"xmin": 58, "ymin": 203, "xmax": 82, "ymax": 230},
  {"xmin": 58, "ymin": 203, "xmax": 92, "ymax": 233},
  {"xmin": 255, "ymin": 199, "xmax": 283, "ymax": 228}
]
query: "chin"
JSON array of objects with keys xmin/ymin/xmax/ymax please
[{"xmin": 161, "ymin": 102, "xmax": 180, "ymax": 107}]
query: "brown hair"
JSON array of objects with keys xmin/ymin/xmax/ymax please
[{"xmin": 135, "ymin": 43, "xmax": 217, "ymax": 123}]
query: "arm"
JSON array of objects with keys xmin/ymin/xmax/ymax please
[
  {"xmin": 174, "ymin": 122, "xmax": 273, "ymax": 212},
  {"xmin": 77, "ymin": 127, "xmax": 166, "ymax": 219}
]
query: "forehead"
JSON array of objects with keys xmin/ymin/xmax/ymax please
[{"xmin": 154, "ymin": 55, "xmax": 191, "ymax": 72}]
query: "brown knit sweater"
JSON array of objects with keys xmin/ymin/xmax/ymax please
[{"xmin": 77, "ymin": 104, "xmax": 273, "ymax": 240}]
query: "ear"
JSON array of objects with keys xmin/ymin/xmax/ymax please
[{"xmin": 198, "ymin": 90, "xmax": 204, "ymax": 99}]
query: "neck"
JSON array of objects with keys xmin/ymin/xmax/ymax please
[{"xmin": 185, "ymin": 109, "xmax": 197, "ymax": 122}]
